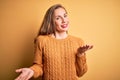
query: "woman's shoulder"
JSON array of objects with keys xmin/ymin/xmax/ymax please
[
  {"xmin": 69, "ymin": 35, "xmax": 83, "ymax": 41},
  {"xmin": 37, "ymin": 35, "xmax": 49, "ymax": 39},
  {"xmin": 69, "ymin": 35, "xmax": 84, "ymax": 45},
  {"xmin": 34, "ymin": 35, "xmax": 48, "ymax": 43}
]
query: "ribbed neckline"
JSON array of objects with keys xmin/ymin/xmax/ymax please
[{"xmin": 48, "ymin": 34, "xmax": 70, "ymax": 42}]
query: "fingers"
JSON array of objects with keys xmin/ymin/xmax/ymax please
[
  {"xmin": 87, "ymin": 45, "xmax": 93, "ymax": 50},
  {"xmin": 84, "ymin": 45, "xmax": 93, "ymax": 49},
  {"xmin": 16, "ymin": 69, "xmax": 22, "ymax": 73},
  {"xmin": 25, "ymin": 71, "xmax": 34, "ymax": 80},
  {"xmin": 15, "ymin": 72, "xmax": 29, "ymax": 80},
  {"xmin": 25, "ymin": 74, "xmax": 31, "ymax": 80},
  {"xmin": 15, "ymin": 72, "xmax": 25, "ymax": 80},
  {"xmin": 85, "ymin": 45, "xmax": 89, "ymax": 50},
  {"xmin": 15, "ymin": 68, "xmax": 26, "ymax": 80},
  {"xmin": 78, "ymin": 45, "xmax": 93, "ymax": 53},
  {"xmin": 15, "ymin": 68, "xmax": 34, "ymax": 80}
]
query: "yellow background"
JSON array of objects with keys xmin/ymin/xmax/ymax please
[{"xmin": 0, "ymin": 0, "xmax": 120, "ymax": 80}]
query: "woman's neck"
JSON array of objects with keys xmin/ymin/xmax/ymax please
[{"xmin": 51, "ymin": 32, "xmax": 68, "ymax": 39}]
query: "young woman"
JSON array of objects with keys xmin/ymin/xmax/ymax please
[{"xmin": 15, "ymin": 4, "xmax": 93, "ymax": 80}]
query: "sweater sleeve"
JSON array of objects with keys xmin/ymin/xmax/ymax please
[
  {"xmin": 76, "ymin": 53, "xmax": 87, "ymax": 77},
  {"xmin": 30, "ymin": 36, "xmax": 43, "ymax": 78},
  {"xmin": 75, "ymin": 39, "xmax": 88, "ymax": 77}
]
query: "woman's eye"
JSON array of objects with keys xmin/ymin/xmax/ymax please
[
  {"xmin": 56, "ymin": 17, "xmax": 60, "ymax": 20},
  {"xmin": 64, "ymin": 14, "xmax": 67, "ymax": 18}
]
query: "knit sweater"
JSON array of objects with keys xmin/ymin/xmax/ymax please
[{"xmin": 30, "ymin": 35, "xmax": 87, "ymax": 80}]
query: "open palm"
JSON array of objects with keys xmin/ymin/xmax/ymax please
[{"xmin": 78, "ymin": 45, "xmax": 93, "ymax": 54}]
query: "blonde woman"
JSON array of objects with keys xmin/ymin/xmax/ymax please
[{"xmin": 15, "ymin": 4, "xmax": 93, "ymax": 80}]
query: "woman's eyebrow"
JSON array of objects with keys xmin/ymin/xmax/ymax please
[{"xmin": 55, "ymin": 12, "xmax": 67, "ymax": 17}]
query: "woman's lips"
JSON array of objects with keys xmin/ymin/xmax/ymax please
[{"xmin": 61, "ymin": 24, "xmax": 68, "ymax": 28}]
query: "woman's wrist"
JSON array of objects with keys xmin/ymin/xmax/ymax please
[{"xmin": 76, "ymin": 52, "xmax": 85, "ymax": 57}]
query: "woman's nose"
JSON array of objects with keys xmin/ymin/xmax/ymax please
[{"xmin": 62, "ymin": 18, "xmax": 66, "ymax": 23}]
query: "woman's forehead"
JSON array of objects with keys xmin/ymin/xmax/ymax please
[{"xmin": 54, "ymin": 8, "xmax": 67, "ymax": 16}]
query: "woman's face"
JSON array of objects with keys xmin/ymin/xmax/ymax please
[{"xmin": 53, "ymin": 8, "xmax": 69, "ymax": 33}]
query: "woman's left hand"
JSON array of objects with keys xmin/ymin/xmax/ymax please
[{"xmin": 78, "ymin": 45, "xmax": 93, "ymax": 54}]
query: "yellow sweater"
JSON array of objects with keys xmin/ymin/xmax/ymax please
[{"xmin": 30, "ymin": 35, "xmax": 87, "ymax": 80}]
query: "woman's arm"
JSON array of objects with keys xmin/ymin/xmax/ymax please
[
  {"xmin": 30, "ymin": 36, "xmax": 44, "ymax": 78},
  {"xmin": 76, "ymin": 52, "xmax": 87, "ymax": 77},
  {"xmin": 75, "ymin": 45, "xmax": 93, "ymax": 77},
  {"xmin": 15, "ymin": 37, "xmax": 44, "ymax": 80}
]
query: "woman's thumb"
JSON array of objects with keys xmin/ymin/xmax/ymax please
[{"xmin": 15, "ymin": 68, "xmax": 22, "ymax": 73}]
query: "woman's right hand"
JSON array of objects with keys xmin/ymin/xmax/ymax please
[{"xmin": 15, "ymin": 68, "xmax": 34, "ymax": 80}]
